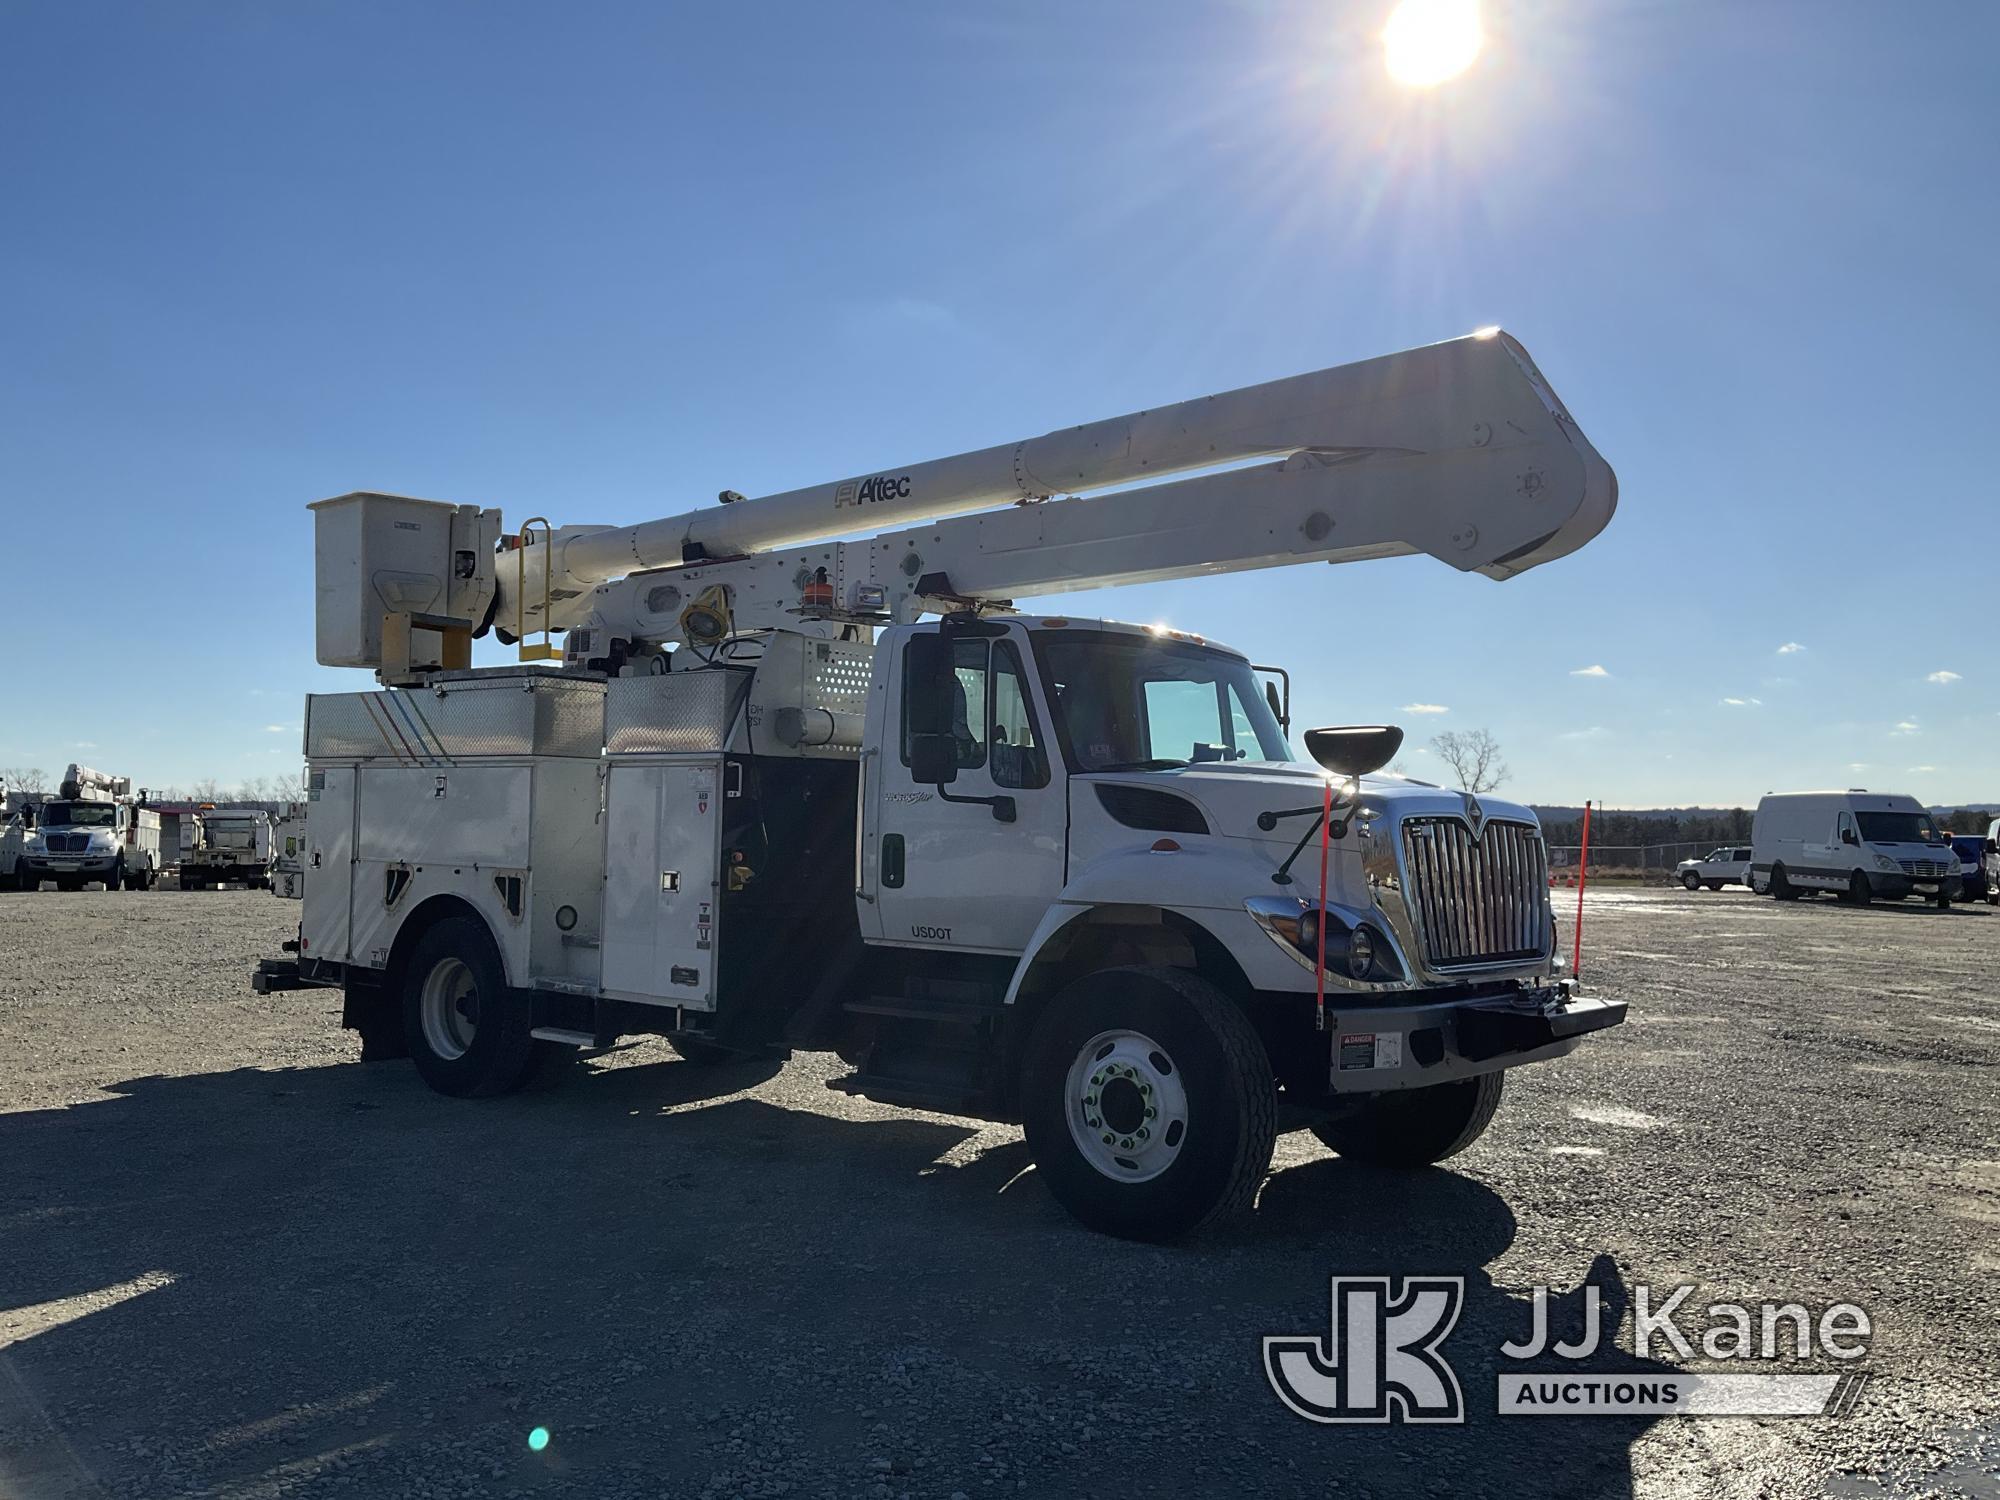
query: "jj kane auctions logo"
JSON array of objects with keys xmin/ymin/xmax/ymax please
[{"xmin": 1265, "ymin": 1276, "xmax": 1873, "ymax": 1423}]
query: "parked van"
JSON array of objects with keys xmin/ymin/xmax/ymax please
[{"xmin": 1752, "ymin": 791, "xmax": 1956, "ymax": 907}]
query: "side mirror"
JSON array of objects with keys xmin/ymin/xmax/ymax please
[
  {"xmin": 904, "ymin": 634, "xmax": 960, "ymax": 788},
  {"xmin": 908, "ymin": 732, "xmax": 958, "ymax": 788},
  {"xmin": 1303, "ymin": 725, "xmax": 1405, "ymax": 779},
  {"xmin": 1841, "ymin": 829, "xmax": 1858, "ymax": 845}
]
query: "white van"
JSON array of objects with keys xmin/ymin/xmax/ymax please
[{"xmin": 1752, "ymin": 790, "xmax": 1956, "ymax": 907}]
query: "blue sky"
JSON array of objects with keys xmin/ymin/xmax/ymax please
[{"xmin": 3, "ymin": 1, "xmax": 1994, "ymax": 807}]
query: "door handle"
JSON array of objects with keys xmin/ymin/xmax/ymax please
[{"xmin": 881, "ymin": 834, "xmax": 905, "ymax": 889}]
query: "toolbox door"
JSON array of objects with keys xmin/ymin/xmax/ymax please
[
  {"xmin": 601, "ymin": 758, "xmax": 722, "ymax": 1011},
  {"xmin": 303, "ymin": 767, "xmax": 356, "ymax": 963}
]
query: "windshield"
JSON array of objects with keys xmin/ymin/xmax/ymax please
[
  {"xmin": 41, "ymin": 801, "xmax": 116, "ymax": 828},
  {"xmin": 1034, "ymin": 631, "xmax": 1293, "ymax": 772},
  {"xmin": 1855, "ymin": 810, "xmax": 1940, "ymax": 844}
]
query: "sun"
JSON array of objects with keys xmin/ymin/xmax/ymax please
[{"xmin": 1382, "ymin": 0, "xmax": 1485, "ymax": 88}]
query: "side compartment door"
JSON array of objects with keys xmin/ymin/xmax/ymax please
[
  {"xmin": 601, "ymin": 758, "xmax": 723, "ymax": 1011},
  {"xmin": 304, "ymin": 767, "xmax": 356, "ymax": 963}
]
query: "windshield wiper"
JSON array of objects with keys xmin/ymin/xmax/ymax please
[{"xmin": 1087, "ymin": 758, "xmax": 1189, "ymax": 772}]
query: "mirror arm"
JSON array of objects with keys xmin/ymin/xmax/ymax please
[{"xmin": 937, "ymin": 786, "xmax": 1016, "ymax": 822}]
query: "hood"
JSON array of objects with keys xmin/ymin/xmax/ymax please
[{"xmin": 1082, "ymin": 763, "xmax": 1540, "ymax": 850}]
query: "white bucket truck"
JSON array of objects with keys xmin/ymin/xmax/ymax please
[
  {"xmin": 0, "ymin": 777, "xmax": 34, "ymax": 890},
  {"xmin": 18, "ymin": 765, "xmax": 163, "ymax": 891},
  {"xmin": 255, "ymin": 331, "xmax": 1628, "ymax": 1239}
]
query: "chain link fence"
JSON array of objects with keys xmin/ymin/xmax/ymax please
[{"xmin": 1547, "ymin": 841, "xmax": 1716, "ymax": 882}]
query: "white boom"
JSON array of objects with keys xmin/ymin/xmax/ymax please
[
  {"xmin": 312, "ymin": 329, "xmax": 1614, "ymax": 670},
  {"xmin": 553, "ymin": 329, "xmax": 1613, "ymax": 656}
]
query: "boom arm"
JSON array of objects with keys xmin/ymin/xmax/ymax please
[
  {"xmin": 311, "ymin": 330, "xmax": 1614, "ymax": 671},
  {"xmin": 555, "ymin": 329, "xmax": 1615, "ymax": 654}
]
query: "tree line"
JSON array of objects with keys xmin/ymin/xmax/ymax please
[{"xmin": 0, "ymin": 767, "xmax": 306, "ymax": 806}]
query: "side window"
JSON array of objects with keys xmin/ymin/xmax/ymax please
[
  {"xmin": 902, "ymin": 638, "xmax": 989, "ymax": 769},
  {"xmin": 989, "ymin": 642, "xmax": 1050, "ymax": 790}
]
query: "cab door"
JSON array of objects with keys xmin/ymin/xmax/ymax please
[{"xmin": 867, "ymin": 625, "xmax": 1067, "ymax": 954}]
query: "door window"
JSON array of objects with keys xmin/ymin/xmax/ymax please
[{"xmin": 990, "ymin": 642, "xmax": 1050, "ymax": 789}]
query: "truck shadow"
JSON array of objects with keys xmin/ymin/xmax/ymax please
[{"xmin": 1, "ymin": 1057, "xmax": 1664, "ymax": 1499}]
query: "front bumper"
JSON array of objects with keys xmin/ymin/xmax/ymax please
[
  {"xmin": 21, "ymin": 855, "xmax": 118, "ymax": 877},
  {"xmin": 1322, "ymin": 981, "xmax": 1627, "ymax": 1093}
]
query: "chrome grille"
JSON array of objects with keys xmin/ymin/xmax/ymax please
[
  {"xmin": 1898, "ymin": 858, "xmax": 1951, "ymax": 878},
  {"xmin": 1399, "ymin": 817, "xmax": 1550, "ymax": 969}
]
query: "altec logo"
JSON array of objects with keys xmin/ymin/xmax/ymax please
[
  {"xmin": 835, "ymin": 474, "xmax": 913, "ymax": 509},
  {"xmin": 1264, "ymin": 1277, "xmax": 1466, "ymax": 1424}
]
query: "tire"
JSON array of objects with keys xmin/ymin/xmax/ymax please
[
  {"xmin": 1311, "ymin": 1070, "xmax": 1505, "ymax": 1166},
  {"xmin": 1680, "ymin": 871, "xmax": 1700, "ymax": 891},
  {"xmin": 668, "ymin": 1035, "xmax": 763, "ymax": 1066},
  {"xmin": 1771, "ymin": 863, "xmax": 1800, "ymax": 900},
  {"xmin": 1844, "ymin": 871, "xmax": 1871, "ymax": 906},
  {"xmin": 1705, "ymin": 881, "xmax": 1724, "ymax": 891},
  {"xmin": 401, "ymin": 916, "xmax": 542, "ymax": 1098},
  {"xmin": 1020, "ymin": 966, "xmax": 1276, "ymax": 1242},
  {"xmin": 107, "ymin": 859, "xmax": 126, "ymax": 892}
]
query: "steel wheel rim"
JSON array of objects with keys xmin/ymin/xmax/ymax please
[
  {"xmin": 419, "ymin": 957, "xmax": 478, "ymax": 1061},
  {"xmin": 1063, "ymin": 1028, "xmax": 1191, "ymax": 1184}
]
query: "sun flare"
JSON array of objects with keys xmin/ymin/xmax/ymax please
[{"xmin": 1382, "ymin": 0, "xmax": 1484, "ymax": 88}]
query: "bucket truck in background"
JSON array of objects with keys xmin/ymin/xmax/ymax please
[
  {"xmin": 255, "ymin": 329, "xmax": 1627, "ymax": 1240},
  {"xmin": 0, "ymin": 777, "xmax": 34, "ymax": 890},
  {"xmin": 19, "ymin": 765, "xmax": 164, "ymax": 891}
]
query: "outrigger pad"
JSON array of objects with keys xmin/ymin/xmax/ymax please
[{"xmin": 1303, "ymin": 725, "xmax": 1404, "ymax": 779}]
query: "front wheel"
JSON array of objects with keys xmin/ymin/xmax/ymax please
[
  {"xmin": 1311, "ymin": 1071, "xmax": 1505, "ymax": 1166},
  {"xmin": 401, "ymin": 916, "xmax": 542, "ymax": 1098},
  {"xmin": 1680, "ymin": 871, "xmax": 1701, "ymax": 891},
  {"xmin": 1844, "ymin": 871, "xmax": 1871, "ymax": 905},
  {"xmin": 1021, "ymin": 966, "xmax": 1275, "ymax": 1242}
]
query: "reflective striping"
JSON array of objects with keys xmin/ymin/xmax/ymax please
[{"xmin": 1399, "ymin": 818, "xmax": 1550, "ymax": 969}]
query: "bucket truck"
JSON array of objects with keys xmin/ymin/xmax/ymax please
[
  {"xmin": 19, "ymin": 765, "xmax": 164, "ymax": 891},
  {"xmin": 254, "ymin": 329, "xmax": 1626, "ymax": 1240},
  {"xmin": 0, "ymin": 777, "xmax": 34, "ymax": 891}
]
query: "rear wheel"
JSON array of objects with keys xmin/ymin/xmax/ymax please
[
  {"xmin": 402, "ymin": 916, "xmax": 541, "ymax": 1097},
  {"xmin": 1705, "ymin": 881, "xmax": 1724, "ymax": 891},
  {"xmin": 1021, "ymin": 966, "xmax": 1275, "ymax": 1242},
  {"xmin": 1311, "ymin": 1071, "xmax": 1505, "ymax": 1166},
  {"xmin": 1844, "ymin": 871, "xmax": 1871, "ymax": 905},
  {"xmin": 1771, "ymin": 863, "xmax": 1800, "ymax": 900},
  {"xmin": 1680, "ymin": 871, "xmax": 1701, "ymax": 891}
]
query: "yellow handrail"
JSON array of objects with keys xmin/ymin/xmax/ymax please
[{"xmin": 516, "ymin": 517, "xmax": 559, "ymax": 662}]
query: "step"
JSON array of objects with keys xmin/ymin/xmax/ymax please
[{"xmin": 841, "ymin": 995, "xmax": 1006, "ymax": 1025}]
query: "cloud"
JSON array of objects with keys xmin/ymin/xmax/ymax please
[
  {"xmin": 1848, "ymin": 763, "xmax": 1868, "ymax": 771},
  {"xmin": 1557, "ymin": 726, "xmax": 1611, "ymax": 742},
  {"xmin": 263, "ymin": 724, "xmax": 296, "ymax": 734},
  {"xmin": 1777, "ymin": 642, "xmax": 1805, "ymax": 655},
  {"xmin": 1926, "ymin": 670, "xmax": 1961, "ymax": 685},
  {"xmin": 1893, "ymin": 720, "xmax": 1919, "ymax": 735},
  {"xmin": 1907, "ymin": 765, "xmax": 1936, "ymax": 773},
  {"xmin": 1719, "ymin": 697, "xmax": 1762, "ymax": 707},
  {"xmin": 73, "ymin": 741, "xmax": 98, "ymax": 750},
  {"xmin": 1401, "ymin": 703, "xmax": 1449, "ymax": 715},
  {"xmin": 1569, "ymin": 664, "xmax": 1610, "ymax": 678}
]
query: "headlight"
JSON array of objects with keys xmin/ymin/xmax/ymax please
[
  {"xmin": 1874, "ymin": 855, "xmax": 1899, "ymax": 872},
  {"xmin": 1346, "ymin": 925, "xmax": 1376, "ymax": 980}
]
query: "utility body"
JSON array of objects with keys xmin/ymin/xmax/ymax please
[
  {"xmin": 181, "ymin": 809, "xmax": 276, "ymax": 889},
  {"xmin": 18, "ymin": 765, "xmax": 164, "ymax": 892},
  {"xmin": 256, "ymin": 331, "xmax": 1628, "ymax": 1238}
]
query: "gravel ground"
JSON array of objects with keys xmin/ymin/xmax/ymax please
[{"xmin": 2, "ymin": 887, "xmax": 1997, "ymax": 1500}]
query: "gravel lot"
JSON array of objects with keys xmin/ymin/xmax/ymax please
[{"xmin": 2, "ymin": 887, "xmax": 1996, "ymax": 1500}]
